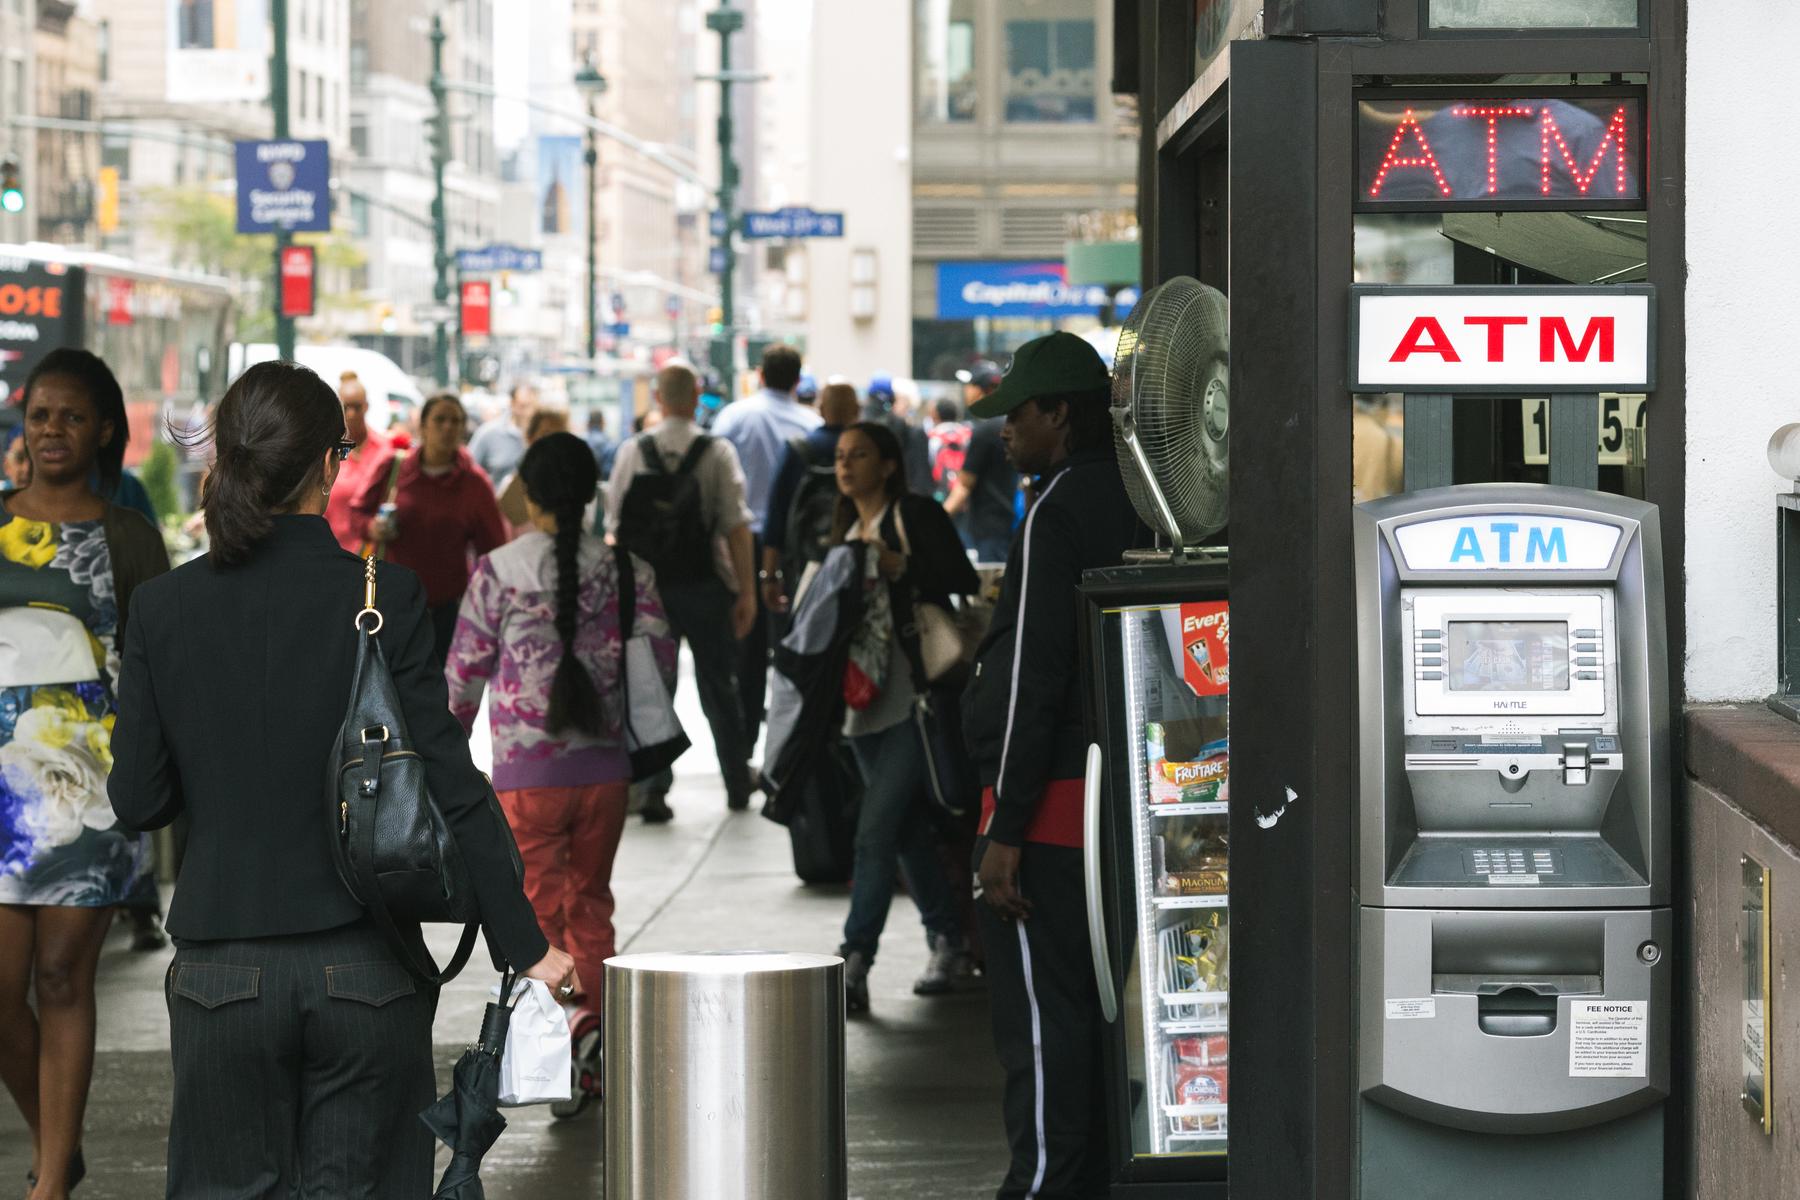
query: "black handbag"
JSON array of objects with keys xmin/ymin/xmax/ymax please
[
  {"xmin": 889, "ymin": 573, "xmax": 977, "ymax": 819},
  {"xmin": 329, "ymin": 556, "xmax": 482, "ymax": 985}
]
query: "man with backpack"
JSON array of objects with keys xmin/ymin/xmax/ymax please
[
  {"xmin": 607, "ymin": 361, "xmax": 759, "ymax": 820},
  {"xmin": 760, "ymin": 381, "xmax": 861, "ymax": 615}
]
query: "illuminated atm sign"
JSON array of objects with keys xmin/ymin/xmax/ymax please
[
  {"xmin": 1356, "ymin": 93, "xmax": 1644, "ymax": 210},
  {"xmin": 1393, "ymin": 514, "xmax": 1623, "ymax": 573}
]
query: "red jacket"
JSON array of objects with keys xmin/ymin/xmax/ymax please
[
  {"xmin": 349, "ymin": 447, "xmax": 506, "ymax": 607},
  {"xmin": 325, "ymin": 428, "xmax": 395, "ymax": 553}
]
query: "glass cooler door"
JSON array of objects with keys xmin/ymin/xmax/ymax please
[{"xmin": 1107, "ymin": 600, "xmax": 1231, "ymax": 1162}]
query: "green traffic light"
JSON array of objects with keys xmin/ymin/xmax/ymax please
[{"xmin": 0, "ymin": 189, "xmax": 21, "ymax": 215}]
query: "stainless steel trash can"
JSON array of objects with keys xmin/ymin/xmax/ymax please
[{"xmin": 605, "ymin": 951, "xmax": 845, "ymax": 1200}]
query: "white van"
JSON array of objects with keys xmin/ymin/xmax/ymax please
[{"xmin": 229, "ymin": 344, "xmax": 426, "ymax": 433}]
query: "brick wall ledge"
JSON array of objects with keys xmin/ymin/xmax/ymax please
[{"xmin": 1685, "ymin": 704, "xmax": 1800, "ymax": 851}]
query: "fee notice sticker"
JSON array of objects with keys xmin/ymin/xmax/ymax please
[{"xmin": 1569, "ymin": 1000, "xmax": 1648, "ymax": 1078}]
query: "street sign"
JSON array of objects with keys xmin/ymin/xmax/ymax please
[
  {"xmin": 461, "ymin": 280, "xmax": 492, "ymax": 336},
  {"xmin": 1348, "ymin": 285, "xmax": 1654, "ymax": 393},
  {"xmin": 709, "ymin": 246, "xmax": 728, "ymax": 275},
  {"xmin": 709, "ymin": 210, "xmax": 728, "ymax": 238},
  {"xmin": 414, "ymin": 304, "xmax": 456, "ymax": 324},
  {"xmin": 742, "ymin": 207, "xmax": 844, "ymax": 239},
  {"xmin": 279, "ymin": 245, "xmax": 316, "ymax": 318},
  {"xmin": 607, "ymin": 321, "xmax": 631, "ymax": 338},
  {"xmin": 665, "ymin": 293, "xmax": 682, "ymax": 318},
  {"xmin": 234, "ymin": 139, "xmax": 331, "ymax": 234},
  {"xmin": 456, "ymin": 244, "xmax": 544, "ymax": 273}
]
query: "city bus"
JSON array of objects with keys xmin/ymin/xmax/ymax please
[{"xmin": 0, "ymin": 243, "xmax": 236, "ymax": 468}]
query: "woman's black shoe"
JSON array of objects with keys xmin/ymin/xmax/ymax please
[{"xmin": 641, "ymin": 796, "xmax": 675, "ymax": 824}]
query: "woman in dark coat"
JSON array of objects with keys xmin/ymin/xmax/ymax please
[
  {"xmin": 828, "ymin": 421, "xmax": 980, "ymax": 1015},
  {"xmin": 108, "ymin": 362, "xmax": 576, "ymax": 1198}
]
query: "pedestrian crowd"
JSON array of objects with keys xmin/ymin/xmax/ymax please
[{"xmin": 0, "ymin": 329, "xmax": 1140, "ymax": 1199}]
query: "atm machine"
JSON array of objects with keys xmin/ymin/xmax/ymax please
[{"xmin": 1354, "ymin": 485, "xmax": 1669, "ymax": 1200}]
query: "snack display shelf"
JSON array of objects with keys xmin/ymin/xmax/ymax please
[{"xmin": 1119, "ymin": 603, "xmax": 1231, "ymax": 1159}]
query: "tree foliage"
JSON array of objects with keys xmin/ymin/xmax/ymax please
[{"xmin": 146, "ymin": 187, "xmax": 368, "ymax": 342}]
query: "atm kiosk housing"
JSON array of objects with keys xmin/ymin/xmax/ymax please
[{"xmin": 1355, "ymin": 485, "xmax": 1669, "ymax": 1199}]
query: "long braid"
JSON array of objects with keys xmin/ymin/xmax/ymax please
[{"xmin": 521, "ymin": 433, "xmax": 603, "ymax": 736}]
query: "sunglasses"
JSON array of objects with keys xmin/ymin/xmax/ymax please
[{"xmin": 331, "ymin": 438, "xmax": 356, "ymax": 462}]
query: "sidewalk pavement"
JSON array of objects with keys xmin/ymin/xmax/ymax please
[{"xmin": 0, "ymin": 651, "xmax": 1006, "ymax": 1198}]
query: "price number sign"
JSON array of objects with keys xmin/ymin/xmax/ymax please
[{"xmin": 1520, "ymin": 393, "xmax": 1645, "ymax": 467}]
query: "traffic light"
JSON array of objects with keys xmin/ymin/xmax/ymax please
[{"xmin": 0, "ymin": 158, "xmax": 23, "ymax": 215}]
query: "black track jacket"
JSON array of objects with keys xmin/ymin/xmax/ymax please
[{"xmin": 962, "ymin": 448, "xmax": 1146, "ymax": 845}]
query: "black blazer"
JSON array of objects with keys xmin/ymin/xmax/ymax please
[{"xmin": 109, "ymin": 514, "xmax": 547, "ymax": 971}]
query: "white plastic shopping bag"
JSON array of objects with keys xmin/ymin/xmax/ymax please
[{"xmin": 497, "ymin": 979, "xmax": 573, "ymax": 1106}]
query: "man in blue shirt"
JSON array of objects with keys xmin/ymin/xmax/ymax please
[
  {"xmin": 760, "ymin": 381, "xmax": 860, "ymax": 614},
  {"xmin": 711, "ymin": 345, "xmax": 821, "ymax": 750}
]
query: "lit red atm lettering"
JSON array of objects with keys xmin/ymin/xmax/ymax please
[
  {"xmin": 1388, "ymin": 315, "xmax": 1616, "ymax": 364},
  {"xmin": 1366, "ymin": 103, "xmax": 1632, "ymax": 199}
]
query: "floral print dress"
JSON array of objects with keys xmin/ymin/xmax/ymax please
[{"xmin": 0, "ymin": 513, "xmax": 147, "ymax": 906}]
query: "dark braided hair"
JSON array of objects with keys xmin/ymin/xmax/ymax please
[{"xmin": 518, "ymin": 432, "xmax": 603, "ymax": 736}]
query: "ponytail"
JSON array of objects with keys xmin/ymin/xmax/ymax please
[
  {"xmin": 194, "ymin": 362, "xmax": 343, "ymax": 567},
  {"xmin": 519, "ymin": 432, "xmax": 603, "ymax": 737}
]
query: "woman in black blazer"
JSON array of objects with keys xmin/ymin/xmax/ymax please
[{"xmin": 108, "ymin": 362, "xmax": 577, "ymax": 1198}]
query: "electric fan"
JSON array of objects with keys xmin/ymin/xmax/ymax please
[{"xmin": 1111, "ymin": 275, "xmax": 1230, "ymax": 555}]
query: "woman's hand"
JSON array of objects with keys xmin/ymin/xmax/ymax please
[
  {"xmin": 524, "ymin": 946, "xmax": 581, "ymax": 999},
  {"xmin": 871, "ymin": 540, "xmax": 905, "ymax": 582}
]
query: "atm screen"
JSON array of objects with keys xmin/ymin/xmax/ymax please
[{"xmin": 1446, "ymin": 621, "xmax": 1569, "ymax": 692}]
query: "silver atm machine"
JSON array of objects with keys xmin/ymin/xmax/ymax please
[{"xmin": 1355, "ymin": 485, "xmax": 1669, "ymax": 1200}]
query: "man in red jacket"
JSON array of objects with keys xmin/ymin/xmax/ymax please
[{"xmin": 324, "ymin": 372, "xmax": 394, "ymax": 553}]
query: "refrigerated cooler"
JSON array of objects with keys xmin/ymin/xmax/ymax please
[{"xmin": 1082, "ymin": 561, "xmax": 1232, "ymax": 1198}]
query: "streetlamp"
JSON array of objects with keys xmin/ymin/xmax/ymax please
[{"xmin": 574, "ymin": 59, "xmax": 608, "ymax": 362}]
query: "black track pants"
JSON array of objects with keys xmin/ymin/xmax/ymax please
[{"xmin": 977, "ymin": 839, "xmax": 1111, "ymax": 1200}]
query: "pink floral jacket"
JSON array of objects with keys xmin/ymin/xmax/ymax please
[{"xmin": 446, "ymin": 532, "xmax": 676, "ymax": 790}]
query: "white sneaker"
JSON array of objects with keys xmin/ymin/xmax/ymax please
[{"xmin": 913, "ymin": 933, "xmax": 972, "ymax": 995}]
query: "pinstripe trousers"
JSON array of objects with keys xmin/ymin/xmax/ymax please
[{"xmin": 163, "ymin": 920, "xmax": 439, "ymax": 1199}]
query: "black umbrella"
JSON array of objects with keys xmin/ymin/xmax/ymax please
[{"xmin": 421, "ymin": 971, "xmax": 520, "ymax": 1199}]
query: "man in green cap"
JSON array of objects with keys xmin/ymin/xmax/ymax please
[{"xmin": 962, "ymin": 330, "xmax": 1148, "ymax": 1198}]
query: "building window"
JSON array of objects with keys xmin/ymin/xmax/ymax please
[
  {"xmin": 350, "ymin": 42, "xmax": 368, "ymax": 87},
  {"xmin": 1002, "ymin": 1, "xmax": 1096, "ymax": 124},
  {"xmin": 350, "ymin": 119, "xmax": 368, "ymax": 157},
  {"xmin": 1427, "ymin": 0, "xmax": 1639, "ymax": 28},
  {"xmin": 98, "ymin": 20, "xmax": 111, "ymax": 82},
  {"xmin": 350, "ymin": 194, "xmax": 370, "ymax": 237},
  {"xmin": 916, "ymin": 0, "xmax": 976, "ymax": 124},
  {"xmin": 297, "ymin": 69, "xmax": 309, "ymax": 119}
]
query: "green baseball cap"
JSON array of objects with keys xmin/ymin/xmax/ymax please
[{"xmin": 968, "ymin": 331, "xmax": 1111, "ymax": 419}]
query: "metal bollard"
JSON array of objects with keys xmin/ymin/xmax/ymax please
[{"xmin": 605, "ymin": 951, "xmax": 846, "ymax": 1200}]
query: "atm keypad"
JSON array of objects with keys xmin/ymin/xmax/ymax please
[{"xmin": 1465, "ymin": 847, "xmax": 1561, "ymax": 878}]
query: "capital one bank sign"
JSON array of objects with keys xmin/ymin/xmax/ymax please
[{"xmin": 1350, "ymin": 285, "xmax": 1654, "ymax": 393}]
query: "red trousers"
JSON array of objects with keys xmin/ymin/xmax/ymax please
[{"xmin": 496, "ymin": 782, "xmax": 630, "ymax": 1025}]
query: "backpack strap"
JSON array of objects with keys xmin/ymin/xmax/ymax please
[
  {"xmin": 673, "ymin": 433, "xmax": 713, "ymax": 476},
  {"xmin": 636, "ymin": 431, "xmax": 668, "ymax": 475}
]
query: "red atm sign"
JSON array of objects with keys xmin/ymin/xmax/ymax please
[
  {"xmin": 1350, "ymin": 286, "xmax": 1654, "ymax": 393},
  {"xmin": 1356, "ymin": 94, "xmax": 1643, "ymax": 210}
]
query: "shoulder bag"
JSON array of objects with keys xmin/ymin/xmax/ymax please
[
  {"xmin": 329, "ymin": 556, "xmax": 482, "ymax": 985},
  {"xmin": 613, "ymin": 547, "xmax": 692, "ymax": 781},
  {"xmin": 884, "ymin": 507, "xmax": 977, "ymax": 819},
  {"xmin": 888, "ymin": 500, "xmax": 978, "ymax": 684}
]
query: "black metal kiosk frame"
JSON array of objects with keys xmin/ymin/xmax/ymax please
[{"xmin": 1114, "ymin": 3, "xmax": 1686, "ymax": 1197}]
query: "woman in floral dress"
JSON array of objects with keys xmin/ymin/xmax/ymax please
[{"xmin": 0, "ymin": 349, "xmax": 169, "ymax": 1199}]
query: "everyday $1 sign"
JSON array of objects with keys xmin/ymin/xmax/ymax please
[{"xmin": 1351, "ymin": 286, "xmax": 1653, "ymax": 393}]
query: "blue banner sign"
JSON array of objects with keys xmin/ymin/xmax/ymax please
[
  {"xmin": 742, "ymin": 208, "xmax": 845, "ymax": 239},
  {"xmin": 936, "ymin": 261, "xmax": 1141, "ymax": 320},
  {"xmin": 235, "ymin": 139, "xmax": 331, "ymax": 234},
  {"xmin": 456, "ymin": 244, "xmax": 544, "ymax": 273}
]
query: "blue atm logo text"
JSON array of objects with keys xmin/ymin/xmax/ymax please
[{"xmin": 1449, "ymin": 522, "xmax": 1567, "ymax": 565}]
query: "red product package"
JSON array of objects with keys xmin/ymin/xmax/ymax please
[
  {"xmin": 1173, "ymin": 1064, "xmax": 1229, "ymax": 1106},
  {"xmin": 1173, "ymin": 1035, "xmax": 1229, "ymax": 1066}
]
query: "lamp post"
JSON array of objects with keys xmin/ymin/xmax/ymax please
[
  {"xmin": 574, "ymin": 60, "xmax": 608, "ymax": 362},
  {"xmin": 703, "ymin": 0, "xmax": 745, "ymax": 384},
  {"xmin": 429, "ymin": 12, "xmax": 452, "ymax": 386}
]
